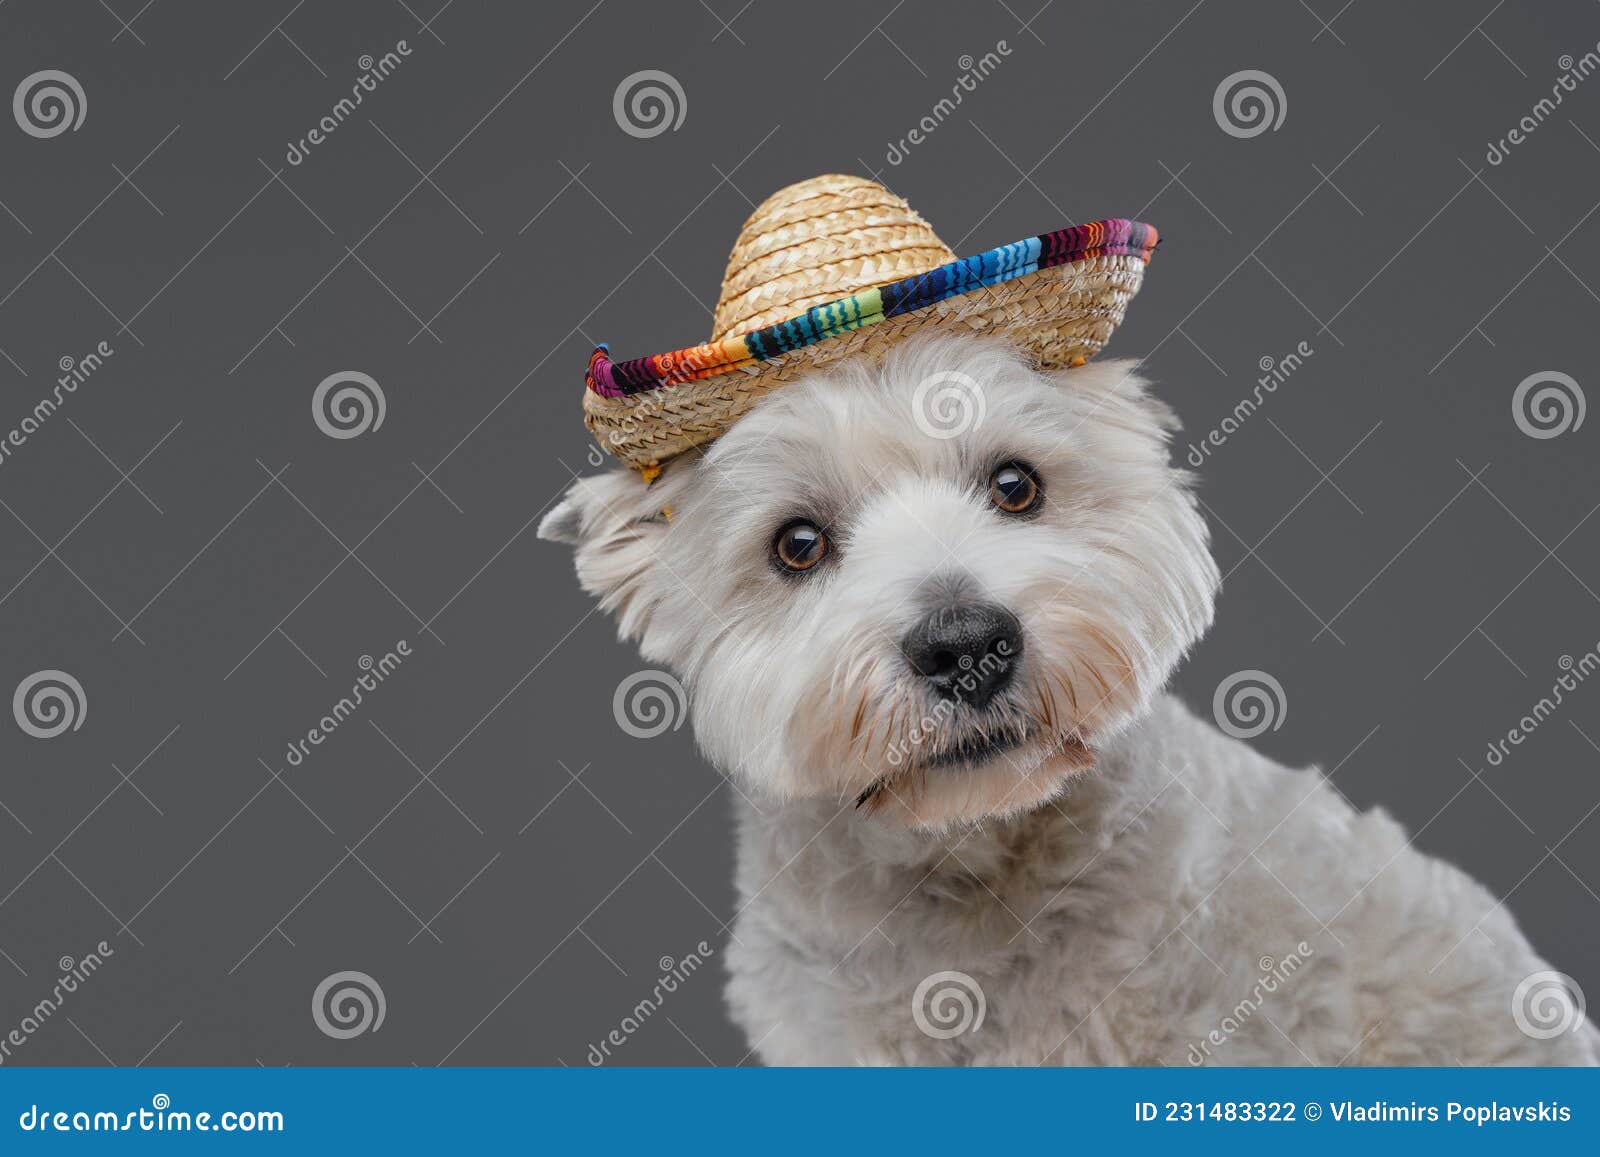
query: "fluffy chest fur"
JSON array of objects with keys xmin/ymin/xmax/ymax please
[{"xmin": 723, "ymin": 696, "xmax": 1599, "ymax": 1067}]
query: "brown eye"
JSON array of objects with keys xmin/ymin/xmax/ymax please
[
  {"xmin": 989, "ymin": 462, "xmax": 1041, "ymax": 515},
  {"xmin": 774, "ymin": 520, "xmax": 828, "ymax": 572}
]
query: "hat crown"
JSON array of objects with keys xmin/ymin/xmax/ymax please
[{"xmin": 709, "ymin": 174, "xmax": 957, "ymax": 343}]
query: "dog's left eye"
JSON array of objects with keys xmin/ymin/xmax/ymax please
[{"xmin": 989, "ymin": 462, "xmax": 1042, "ymax": 515}]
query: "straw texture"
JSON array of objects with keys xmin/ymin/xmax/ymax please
[
  {"xmin": 584, "ymin": 174, "xmax": 1155, "ymax": 473},
  {"xmin": 711, "ymin": 174, "xmax": 954, "ymax": 340}
]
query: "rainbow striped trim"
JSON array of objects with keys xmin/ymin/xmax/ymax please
[{"xmin": 585, "ymin": 218, "xmax": 1158, "ymax": 398}]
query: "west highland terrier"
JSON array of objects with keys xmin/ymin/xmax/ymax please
[{"xmin": 544, "ymin": 175, "xmax": 1596, "ymax": 1065}]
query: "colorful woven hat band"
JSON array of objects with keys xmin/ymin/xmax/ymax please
[
  {"xmin": 586, "ymin": 219, "xmax": 1157, "ymax": 399},
  {"xmin": 579, "ymin": 175, "xmax": 1158, "ymax": 473}
]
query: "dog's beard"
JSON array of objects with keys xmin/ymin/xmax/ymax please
[
  {"xmin": 787, "ymin": 604, "xmax": 1142, "ymax": 829},
  {"xmin": 853, "ymin": 728, "xmax": 1096, "ymax": 820}
]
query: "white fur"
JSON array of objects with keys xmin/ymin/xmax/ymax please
[{"xmin": 543, "ymin": 335, "xmax": 1597, "ymax": 1065}]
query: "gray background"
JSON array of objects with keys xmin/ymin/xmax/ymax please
[{"xmin": 0, "ymin": 0, "xmax": 1596, "ymax": 1066}]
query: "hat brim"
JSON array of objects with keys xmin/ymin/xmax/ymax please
[{"xmin": 584, "ymin": 219, "xmax": 1156, "ymax": 472}]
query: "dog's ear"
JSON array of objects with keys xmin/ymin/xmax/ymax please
[
  {"xmin": 536, "ymin": 492, "xmax": 587, "ymax": 545},
  {"xmin": 538, "ymin": 469, "xmax": 650, "ymax": 545},
  {"xmin": 1052, "ymin": 357, "xmax": 1148, "ymax": 400},
  {"xmin": 1051, "ymin": 357, "xmax": 1179, "ymax": 433},
  {"xmin": 539, "ymin": 467, "xmax": 671, "ymax": 636}
]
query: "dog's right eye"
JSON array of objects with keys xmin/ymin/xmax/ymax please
[
  {"xmin": 989, "ymin": 461, "xmax": 1042, "ymax": 515},
  {"xmin": 773, "ymin": 520, "xmax": 828, "ymax": 573}
]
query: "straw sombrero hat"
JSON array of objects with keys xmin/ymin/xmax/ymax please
[{"xmin": 583, "ymin": 174, "xmax": 1157, "ymax": 477}]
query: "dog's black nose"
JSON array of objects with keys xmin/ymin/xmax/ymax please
[{"xmin": 901, "ymin": 603, "xmax": 1023, "ymax": 709}]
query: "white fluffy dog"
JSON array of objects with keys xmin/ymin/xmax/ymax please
[{"xmin": 542, "ymin": 335, "xmax": 1597, "ymax": 1065}]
